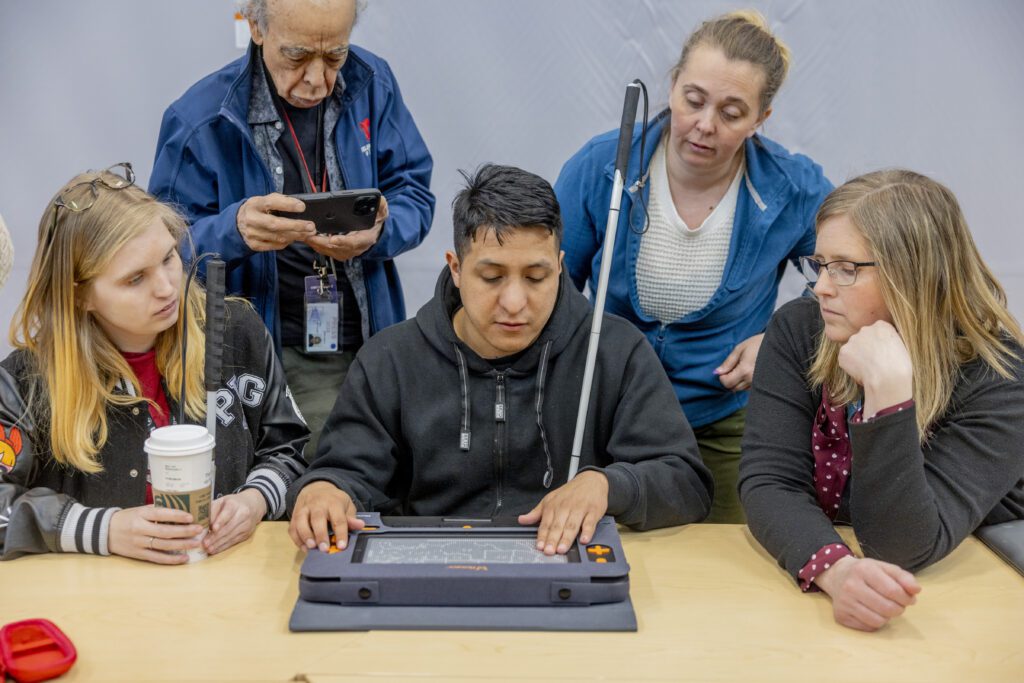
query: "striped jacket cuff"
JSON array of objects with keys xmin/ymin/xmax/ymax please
[
  {"xmin": 239, "ymin": 468, "xmax": 289, "ymax": 520},
  {"xmin": 59, "ymin": 504, "xmax": 120, "ymax": 555}
]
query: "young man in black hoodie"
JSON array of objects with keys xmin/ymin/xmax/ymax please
[{"xmin": 287, "ymin": 164, "xmax": 712, "ymax": 555}]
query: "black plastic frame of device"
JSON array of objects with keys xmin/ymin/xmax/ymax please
[{"xmin": 298, "ymin": 514, "xmax": 630, "ymax": 607}]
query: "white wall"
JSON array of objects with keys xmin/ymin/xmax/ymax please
[{"xmin": 2, "ymin": 0, "xmax": 1022, "ymax": 357}]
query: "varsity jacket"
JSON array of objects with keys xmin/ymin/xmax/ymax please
[
  {"xmin": 0, "ymin": 301, "xmax": 309, "ymax": 560},
  {"xmin": 287, "ymin": 268, "xmax": 713, "ymax": 528}
]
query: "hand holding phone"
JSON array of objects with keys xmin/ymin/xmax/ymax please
[
  {"xmin": 305, "ymin": 195, "xmax": 389, "ymax": 262},
  {"xmin": 236, "ymin": 193, "xmax": 316, "ymax": 252},
  {"xmin": 272, "ymin": 189, "xmax": 382, "ymax": 236}
]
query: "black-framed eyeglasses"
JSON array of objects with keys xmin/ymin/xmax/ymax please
[
  {"xmin": 799, "ymin": 255, "xmax": 877, "ymax": 287},
  {"xmin": 54, "ymin": 162, "xmax": 135, "ymax": 212},
  {"xmin": 46, "ymin": 162, "xmax": 135, "ymax": 250}
]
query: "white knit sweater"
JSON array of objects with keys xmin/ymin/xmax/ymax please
[{"xmin": 636, "ymin": 140, "xmax": 742, "ymax": 323}]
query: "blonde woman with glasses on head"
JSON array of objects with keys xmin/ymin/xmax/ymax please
[
  {"xmin": 0, "ymin": 164, "xmax": 309, "ymax": 563},
  {"xmin": 739, "ymin": 169, "xmax": 1024, "ymax": 631}
]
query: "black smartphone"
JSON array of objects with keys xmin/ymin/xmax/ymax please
[{"xmin": 272, "ymin": 189, "xmax": 382, "ymax": 235}]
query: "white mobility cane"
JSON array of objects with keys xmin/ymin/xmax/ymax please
[{"xmin": 567, "ymin": 81, "xmax": 642, "ymax": 481}]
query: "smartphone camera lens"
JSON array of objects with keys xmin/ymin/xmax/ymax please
[{"xmin": 354, "ymin": 195, "xmax": 378, "ymax": 216}]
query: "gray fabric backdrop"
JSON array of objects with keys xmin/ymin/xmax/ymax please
[{"xmin": 1, "ymin": 1, "xmax": 1022, "ymax": 358}]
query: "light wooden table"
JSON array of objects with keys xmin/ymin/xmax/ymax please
[{"xmin": 2, "ymin": 523, "xmax": 1021, "ymax": 682}]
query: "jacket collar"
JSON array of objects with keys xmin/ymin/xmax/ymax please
[
  {"xmin": 602, "ymin": 109, "xmax": 797, "ymax": 212},
  {"xmin": 600, "ymin": 108, "xmax": 668, "ymax": 191},
  {"xmin": 220, "ymin": 41, "xmax": 375, "ymax": 124},
  {"xmin": 247, "ymin": 46, "xmax": 348, "ymax": 126}
]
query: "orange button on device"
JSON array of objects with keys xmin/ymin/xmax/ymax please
[{"xmin": 585, "ymin": 545, "xmax": 616, "ymax": 562}]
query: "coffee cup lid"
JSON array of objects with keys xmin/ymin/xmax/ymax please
[{"xmin": 144, "ymin": 425, "xmax": 215, "ymax": 457}]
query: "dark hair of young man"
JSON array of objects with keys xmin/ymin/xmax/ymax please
[{"xmin": 451, "ymin": 164, "xmax": 563, "ymax": 258}]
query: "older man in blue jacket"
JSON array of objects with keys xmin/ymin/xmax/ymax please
[{"xmin": 150, "ymin": 0, "xmax": 435, "ymax": 454}]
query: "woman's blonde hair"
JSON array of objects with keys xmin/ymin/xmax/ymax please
[
  {"xmin": 672, "ymin": 10, "xmax": 792, "ymax": 114},
  {"xmin": 808, "ymin": 169, "xmax": 1023, "ymax": 440},
  {"xmin": 10, "ymin": 172, "xmax": 207, "ymax": 472}
]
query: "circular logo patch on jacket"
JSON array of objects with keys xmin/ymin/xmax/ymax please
[{"xmin": 0, "ymin": 425, "xmax": 23, "ymax": 474}]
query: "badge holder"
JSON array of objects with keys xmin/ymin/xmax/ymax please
[
  {"xmin": 304, "ymin": 258, "xmax": 340, "ymax": 353},
  {"xmin": 0, "ymin": 619, "xmax": 77, "ymax": 682}
]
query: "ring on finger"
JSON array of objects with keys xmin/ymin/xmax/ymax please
[{"xmin": 148, "ymin": 536, "xmax": 156, "ymax": 550}]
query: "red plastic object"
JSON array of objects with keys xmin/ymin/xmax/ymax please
[{"xmin": 0, "ymin": 619, "xmax": 77, "ymax": 682}]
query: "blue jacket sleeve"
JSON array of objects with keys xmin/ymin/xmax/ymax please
[
  {"xmin": 148, "ymin": 106, "xmax": 254, "ymax": 269},
  {"xmin": 362, "ymin": 60, "xmax": 435, "ymax": 262},
  {"xmin": 786, "ymin": 157, "xmax": 834, "ymax": 266},
  {"xmin": 554, "ymin": 143, "xmax": 603, "ymax": 293}
]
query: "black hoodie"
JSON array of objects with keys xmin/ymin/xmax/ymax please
[{"xmin": 288, "ymin": 268, "xmax": 712, "ymax": 529}]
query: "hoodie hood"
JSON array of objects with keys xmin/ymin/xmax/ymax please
[
  {"xmin": 414, "ymin": 265, "xmax": 595, "ymax": 489},
  {"xmin": 415, "ymin": 266, "xmax": 593, "ymax": 373}
]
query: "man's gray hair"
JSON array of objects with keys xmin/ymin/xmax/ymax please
[{"xmin": 240, "ymin": 0, "xmax": 364, "ymax": 32}]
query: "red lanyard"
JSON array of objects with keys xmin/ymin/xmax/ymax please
[{"xmin": 280, "ymin": 108, "xmax": 327, "ymax": 193}]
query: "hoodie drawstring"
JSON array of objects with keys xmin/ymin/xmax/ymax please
[
  {"xmin": 535, "ymin": 341, "xmax": 555, "ymax": 489},
  {"xmin": 454, "ymin": 340, "xmax": 556, "ymax": 490},
  {"xmin": 453, "ymin": 343, "xmax": 472, "ymax": 451}
]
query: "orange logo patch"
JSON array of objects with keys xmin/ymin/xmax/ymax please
[{"xmin": 0, "ymin": 425, "xmax": 23, "ymax": 473}]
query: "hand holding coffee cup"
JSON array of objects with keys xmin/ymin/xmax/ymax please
[
  {"xmin": 108, "ymin": 505, "xmax": 204, "ymax": 564},
  {"xmin": 144, "ymin": 425, "xmax": 216, "ymax": 563}
]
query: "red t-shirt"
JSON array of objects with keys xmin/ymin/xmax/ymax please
[{"xmin": 122, "ymin": 349, "xmax": 171, "ymax": 504}]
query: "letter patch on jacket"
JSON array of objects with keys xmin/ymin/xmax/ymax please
[
  {"xmin": 215, "ymin": 374, "xmax": 269, "ymax": 428},
  {"xmin": 0, "ymin": 425, "xmax": 23, "ymax": 474},
  {"xmin": 227, "ymin": 374, "xmax": 267, "ymax": 408},
  {"xmin": 214, "ymin": 389, "xmax": 236, "ymax": 428}
]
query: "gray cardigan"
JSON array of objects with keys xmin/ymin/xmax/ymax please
[{"xmin": 739, "ymin": 297, "xmax": 1024, "ymax": 581}]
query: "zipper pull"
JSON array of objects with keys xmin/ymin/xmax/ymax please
[{"xmin": 495, "ymin": 373, "xmax": 506, "ymax": 422}]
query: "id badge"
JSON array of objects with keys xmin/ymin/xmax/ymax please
[{"xmin": 304, "ymin": 274, "xmax": 340, "ymax": 353}]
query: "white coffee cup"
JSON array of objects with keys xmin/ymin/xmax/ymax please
[{"xmin": 144, "ymin": 424, "xmax": 215, "ymax": 563}]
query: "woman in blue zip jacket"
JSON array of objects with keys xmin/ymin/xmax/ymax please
[{"xmin": 555, "ymin": 10, "xmax": 833, "ymax": 522}]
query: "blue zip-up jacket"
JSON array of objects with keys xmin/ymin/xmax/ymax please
[
  {"xmin": 555, "ymin": 113, "xmax": 832, "ymax": 428},
  {"xmin": 149, "ymin": 44, "xmax": 435, "ymax": 348}
]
